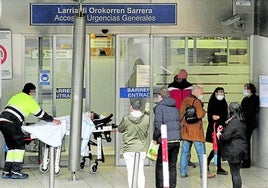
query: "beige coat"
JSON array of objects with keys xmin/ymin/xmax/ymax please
[{"xmin": 180, "ymin": 96, "xmax": 206, "ymax": 142}]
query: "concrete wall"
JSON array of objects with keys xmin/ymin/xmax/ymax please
[{"xmin": 251, "ymin": 35, "xmax": 268, "ymax": 168}]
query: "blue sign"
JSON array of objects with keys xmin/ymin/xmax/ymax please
[
  {"xmin": 30, "ymin": 3, "xmax": 177, "ymax": 25},
  {"xmin": 120, "ymin": 87, "xmax": 150, "ymax": 98},
  {"xmin": 56, "ymin": 88, "xmax": 86, "ymax": 99},
  {"xmin": 39, "ymin": 70, "xmax": 50, "ymax": 86}
]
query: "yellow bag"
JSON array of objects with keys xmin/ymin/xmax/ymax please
[{"xmin": 146, "ymin": 140, "xmax": 159, "ymax": 161}]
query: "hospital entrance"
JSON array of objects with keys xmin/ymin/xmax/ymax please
[
  {"xmin": 22, "ymin": 34, "xmax": 117, "ymax": 170},
  {"xmin": 21, "ymin": 34, "xmax": 152, "ymax": 170}
]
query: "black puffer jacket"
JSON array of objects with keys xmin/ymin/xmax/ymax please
[
  {"xmin": 220, "ymin": 117, "xmax": 248, "ymax": 163},
  {"xmin": 153, "ymin": 97, "xmax": 181, "ymax": 144}
]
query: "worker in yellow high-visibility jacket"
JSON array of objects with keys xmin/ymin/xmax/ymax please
[{"xmin": 0, "ymin": 83, "xmax": 61, "ymax": 179}]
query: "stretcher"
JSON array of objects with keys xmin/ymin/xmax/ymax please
[
  {"xmin": 21, "ymin": 112, "xmax": 115, "ymax": 175},
  {"xmin": 80, "ymin": 113, "xmax": 115, "ymax": 173}
]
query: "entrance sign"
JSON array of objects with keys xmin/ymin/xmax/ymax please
[
  {"xmin": 120, "ymin": 87, "xmax": 150, "ymax": 98},
  {"xmin": 56, "ymin": 88, "xmax": 86, "ymax": 99},
  {"xmin": 0, "ymin": 30, "xmax": 12, "ymax": 79},
  {"xmin": 31, "ymin": 3, "xmax": 177, "ymax": 25}
]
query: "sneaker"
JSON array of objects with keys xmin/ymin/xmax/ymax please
[
  {"xmin": 181, "ymin": 174, "xmax": 189, "ymax": 178},
  {"xmin": 217, "ymin": 168, "xmax": 228, "ymax": 175},
  {"xmin": 11, "ymin": 171, "xmax": 29, "ymax": 179},
  {"xmin": 2, "ymin": 171, "xmax": 11, "ymax": 179}
]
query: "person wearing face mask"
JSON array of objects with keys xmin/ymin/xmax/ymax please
[
  {"xmin": 168, "ymin": 69, "xmax": 196, "ymax": 168},
  {"xmin": 0, "ymin": 83, "xmax": 61, "ymax": 179},
  {"xmin": 168, "ymin": 69, "xmax": 193, "ymax": 110},
  {"xmin": 180, "ymin": 85, "xmax": 216, "ymax": 178},
  {"xmin": 205, "ymin": 87, "xmax": 228, "ymax": 175},
  {"xmin": 241, "ymin": 83, "xmax": 260, "ymax": 168}
]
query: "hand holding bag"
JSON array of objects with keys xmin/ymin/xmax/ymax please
[{"xmin": 146, "ymin": 140, "xmax": 159, "ymax": 161}]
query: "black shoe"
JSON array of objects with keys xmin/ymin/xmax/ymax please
[
  {"xmin": 188, "ymin": 161, "xmax": 196, "ymax": 168},
  {"xmin": 241, "ymin": 164, "xmax": 250, "ymax": 168},
  {"xmin": 11, "ymin": 171, "xmax": 29, "ymax": 179},
  {"xmin": 2, "ymin": 171, "xmax": 11, "ymax": 179},
  {"xmin": 217, "ymin": 168, "xmax": 228, "ymax": 175}
]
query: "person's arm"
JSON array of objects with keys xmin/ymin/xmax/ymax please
[
  {"xmin": 118, "ymin": 116, "xmax": 126, "ymax": 133},
  {"xmin": 195, "ymin": 99, "xmax": 206, "ymax": 119},
  {"xmin": 153, "ymin": 106, "xmax": 162, "ymax": 142},
  {"xmin": 31, "ymin": 99, "xmax": 61, "ymax": 124},
  {"xmin": 218, "ymin": 122, "xmax": 237, "ymax": 142}
]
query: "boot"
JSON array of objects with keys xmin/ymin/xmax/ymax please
[{"xmin": 11, "ymin": 162, "xmax": 28, "ymax": 179}]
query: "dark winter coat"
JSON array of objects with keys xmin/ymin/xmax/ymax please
[
  {"xmin": 241, "ymin": 94, "xmax": 260, "ymax": 130},
  {"xmin": 220, "ymin": 117, "xmax": 248, "ymax": 163},
  {"xmin": 153, "ymin": 97, "xmax": 181, "ymax": 144},
  {"xmin": 205, "ymin": 96, "xmax": 228, "ymax": 143}
]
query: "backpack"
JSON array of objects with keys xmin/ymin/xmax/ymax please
[{"xmin": 183, "ymin": 98, "xmax": 199, "ymax": 124}]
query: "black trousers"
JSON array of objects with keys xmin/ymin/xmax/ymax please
[
  {"xmin": 0, "ymin": 121, "xmax": 25, "ymax": 173},
  {"xmin": 0, "ymin": 121, "xmax": 25, "ymax": 150},
  {"xmin": 243, "ymin": 127, "xmax": 254, "ymax": 166},
  {"xmin": 155, "ymin": 142, "xmax": 180, "ymax": 188},
  {"xmin": 228, "ymin": 162, "xmax": 242, "ymax": 188}
]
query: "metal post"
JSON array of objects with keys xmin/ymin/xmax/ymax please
[
  {"xmin": 161, "ymin": 124, "xmax": 169, "ymax": 188},
  {"xmin": 131, "ymin": 152, "xmax": 140, "ymax": 188},
  {"xmin": 202, "ymin": 154, "xmax": 207, "ymax": 188},
  {"xmin": 68, "ymin": 2, "xmax": 86, "ymax": 180},
  {"xmin": 49, "ymin": 147, "xmax": 55, "ymax": 188}
]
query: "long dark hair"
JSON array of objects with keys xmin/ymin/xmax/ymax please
[{"xmin": 228, "ymin": 102, "xmax": 245, "ymax": 121}]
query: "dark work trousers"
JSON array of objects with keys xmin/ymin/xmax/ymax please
[
  {"xmin": 0, "ymin": 121, "xmax": 25, "ymax": 172},
  {"xmin": 155, "ymin": 142, "xmax": 180, "ymax": 188},
  {"xmin": 228, "ymin": 162, "xmax": 242, "ymax": 188},
  {"xmin": 207, "ymin": 138, "xmax": 223, "ymax": 170}
]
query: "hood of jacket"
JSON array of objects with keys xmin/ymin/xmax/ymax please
[
  {"xmin": 126, "ymin": 113, "xmax": 147, "ymax": 124},
  {"xmin": 159, "ymin": 97, "xmax": 177, "ymax": 107}
]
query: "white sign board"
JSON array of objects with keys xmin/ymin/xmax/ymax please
[
  {"xmin": 0, "ymin": 30, "xmax": 12, "ymax": 79},
  {"xmin": 259, "ymin": 75, "xmax": 268, "ymax": 107},
  {"xmin": 136, "ymin": 65, "xmax": 150, "ymax": 87}
]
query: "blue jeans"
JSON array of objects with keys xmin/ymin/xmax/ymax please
[{"xmin": 180, "ymin": 140, "xmax": 206, "ymax": 176}]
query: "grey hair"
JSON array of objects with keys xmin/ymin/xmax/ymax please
[{"xmin": 158, "ymin": 87, "xmax": 170, "ymax": 98}]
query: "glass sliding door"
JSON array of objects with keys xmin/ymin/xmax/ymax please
[{"xmin": 115, "ymin": 35, "xmax": 151, "ymax": 166}]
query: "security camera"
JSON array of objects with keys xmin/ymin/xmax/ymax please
[
  {"xmin": 221, "ymin": 14, "xmax": 241, "ymax": 26},
  {"xmin": 102, "ymin": 29, "xmax": 109, "ymax": 34}
]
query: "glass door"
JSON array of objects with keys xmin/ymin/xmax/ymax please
[
  {"xmin": 24, "ymin": 36, "xmax": 54, "ymax": 165},
  {"xmin": 115, "ymin": 35, "xmax": 151, "ymax": 166}
]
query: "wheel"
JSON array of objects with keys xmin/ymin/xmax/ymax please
[
  {"xmin": 55, "ymin": 168, "xmax": 61, "ymax": 176},
  {"xmin": 80, "ymin": 161, "xmax": 85, "ymax": 169},
  {"xmin": 39, "ymin": 163, "xmax": 49, "ymax": 173},
  {"xmin": 90, "ymin": 163, "xmax": 98, "ymax": 173}
]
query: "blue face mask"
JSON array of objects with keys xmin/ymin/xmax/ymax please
[{"xmin": 243, "ymin": 90, "xmax": 249, "ymax": 96}]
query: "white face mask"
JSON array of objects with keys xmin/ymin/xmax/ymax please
[
  {"xmin": 243, "ymin": 90, "xmax": 249, "ymax": 96},
  {"xmin": 198, "ymin": 94, "xmax": 203, "ymax": 100},
  {"xmin": 216, "ymin": 95, "xmax": 224, "ymax": 101}
]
